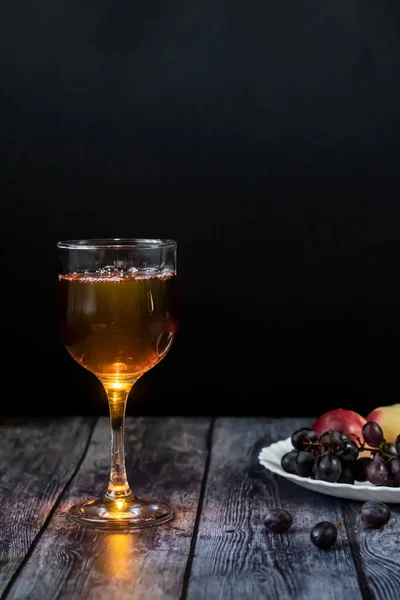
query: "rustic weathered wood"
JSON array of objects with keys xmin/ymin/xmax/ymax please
[
  {"xmin": 186, "ymin": 417, "xmax": 364, "ymax": 600},
  {"xmin": 341, "ymin": 500, "xmax": 400, "ymax": 600},
  {"xmin": 0, "ymin": 417, "xmax": 95, "ymax": 595},
  {"xmin": 5, "ymin": 416, "xmax": 211, "ymax": 600},
  {"xmin": 2, "ymin": 416, "xmax": 398, "ymax": 600}
]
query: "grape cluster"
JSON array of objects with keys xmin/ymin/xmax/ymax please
[{"xmin": 280, "ymin": 423, "xmax": 400, "ymax": 487}]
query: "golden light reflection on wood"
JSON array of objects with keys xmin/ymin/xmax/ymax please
[{"xmin": 96, "ymin": 533, "xmax": 136, "ymax": 582}]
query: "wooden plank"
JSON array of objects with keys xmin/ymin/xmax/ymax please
[
  {"xmin": 6, "ymin": 416, "xmax": 211, "ymax": 600},
  {"xmin": 341, "ymin": 500, "xmax": 400, "ymax": 600},
  {"xmin": 186, "ymin": 417, "xmax": 364, "ymax": 600},
  {"xmin": 0, "ymin": 417, "xmax": 95, "ymax": 594}
]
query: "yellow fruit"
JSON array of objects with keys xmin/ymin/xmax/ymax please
[{"xmin": 366, "ymin": 404, "xmax": 400, "ymax": 444}]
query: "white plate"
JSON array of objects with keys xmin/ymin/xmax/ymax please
[{"xmin": 259, "ymin": 437, "xmax": 400, "ymax": 504}]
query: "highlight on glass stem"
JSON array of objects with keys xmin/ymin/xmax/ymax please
[{"xmin": 57, "ymin": 238, "xmax": 178, "ymax": 530}]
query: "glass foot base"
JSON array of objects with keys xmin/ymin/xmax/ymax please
[{"xmin": 68, "ymin": 496, "xmax": 174, "ymax": 530}]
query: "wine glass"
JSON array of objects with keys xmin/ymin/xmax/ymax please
[{"xmin": 57, "ymin": 238, "xmax": 178, "ymax": 530}]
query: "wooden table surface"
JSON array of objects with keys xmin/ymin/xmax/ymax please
[{"xmin": 0, "ymin": 417, "xmax": 399, "ymax": 600}]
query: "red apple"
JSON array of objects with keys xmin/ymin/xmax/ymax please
[{"xmin": 312, "ymin": 408, "xmax": 367, "ymax": 442}]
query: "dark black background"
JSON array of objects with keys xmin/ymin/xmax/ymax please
[{"xmin": 2, "ymin": 1, "xmax": 400, "ymax": 418}]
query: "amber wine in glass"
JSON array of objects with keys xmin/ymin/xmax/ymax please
[{"xmin": 57, "ymin": 239, "xmax": 178, "ymax": 529}]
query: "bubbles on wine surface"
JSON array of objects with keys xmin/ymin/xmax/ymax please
[{"xmin": 59, "ymin": 267, "xmax": 176, "ymax": 284}]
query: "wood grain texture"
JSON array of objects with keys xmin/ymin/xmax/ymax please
[
  {"xmin": 341, "ymin": 500, "xmax": 400, "ymax": 600},
  {"xmin": 186, "ymin": 417, "xmax": 364, "ymax": 600},
  {"xmin": 6, "ymin": 416, "xmax": 211, "ymax": 600},
  {"xmin": 0, "ymin": 417, "xmax": 94, "ymax": 595}
]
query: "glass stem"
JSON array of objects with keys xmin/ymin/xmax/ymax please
[{"xmin": 103, "ymin": 382, "xmax": 135, "ymax": 501}]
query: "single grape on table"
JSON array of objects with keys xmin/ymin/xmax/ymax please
[
  {"xmin": 264, "ymin": 508, "xmax": 293, "ymax": 533},
  {"xmin": 360, "ymin": 501, "xmax": 391, "ymax": 529},
  {"xmin": 310, "ymin": 522, "xmax": 338, "ymax": 550}
]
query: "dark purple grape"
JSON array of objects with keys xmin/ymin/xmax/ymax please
[
  {"xmin": 386, "ymin": 474, "xmax": 400, "ymax": 488},
  {"xmin": 320, "ymin": 430, "xmax": 349, "ymax": 452},
  {"xmin": 366, "ymin": 455, "xmax": 389, "ymax": 486},
  {"xmin": 312, "ymin": 453, "xmax": 342, "ymax": 483},
  {"xmin": 362, "ymin": 421, "xmax": 384, "ymax": 447},
  {"xmin": 361, "ymin": 501, "xmax": 391, "ymax": 529},
  {"xmin": 396, "ymin": 434, "xmax": 400, "ymax": 456},
  {"xmin": 382, "ymin": 443, "xmax": 397, "ymax": 458},
  {"xmin": 353, "ymin": 457, "xmax": 372, "ymax": 482},
  {"xmin": 388, "ymin": 456, "xmax": 400, "ymax": 486},
  {"xmin": 281, "ymin": 450, "xmax": 299, "ymax": 474},
  {"xmin": 264, "ymin": 509, "xmax": 293, "ymax": 533},
  {"xmin": 336, "ymin": 440, "xmax": 359, "ymax": 463},
  {"xmin": 310, "ymin": 521, "xmax": 338, "ymax": 550},
  {"xmin": 338, "ymin": 465, "xmax": 355, "ymax": 484},
  {"xmin": 291, "ymin": 428, "xmax": 318, "ymax": 451},
  {"xmin": 295, "ymin": 451, "xmax": 315, "ymax": 477}
]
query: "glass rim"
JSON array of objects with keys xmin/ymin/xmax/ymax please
[{"xmin": 57, "ymin": 238, "xmax": 177, "ymax": 250}]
